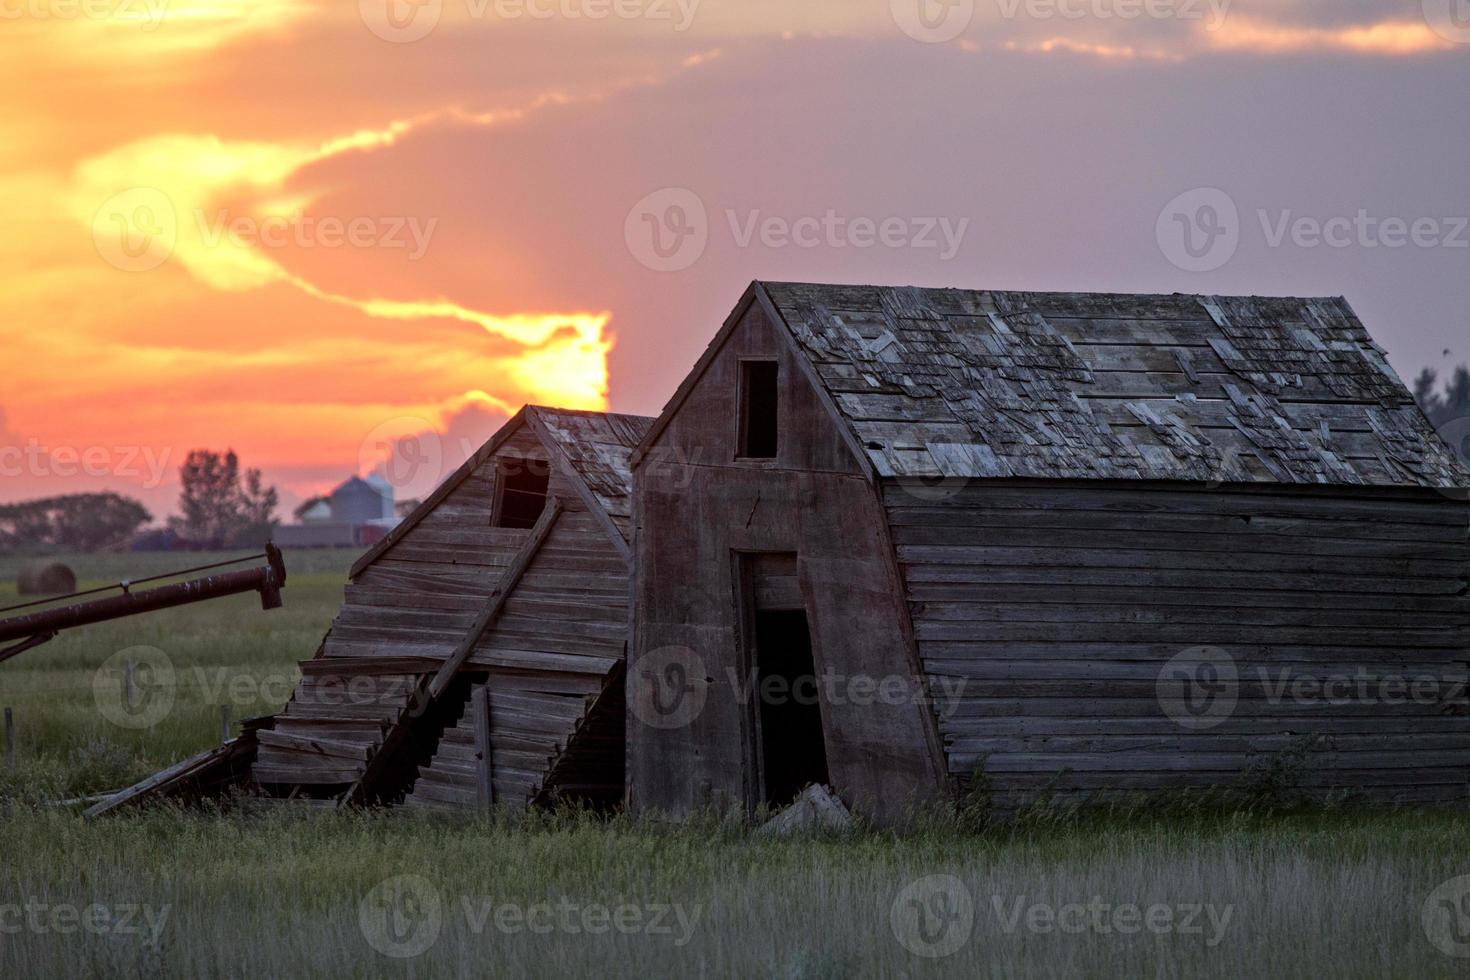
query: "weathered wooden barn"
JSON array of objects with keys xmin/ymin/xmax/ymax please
[
  {"xmin": 627, "ymin": 281, "xmax": 1470, "ymax": 820},
  {"xmin": 253, "ymin": 406, "xmax": 650, "ymax": 809}
]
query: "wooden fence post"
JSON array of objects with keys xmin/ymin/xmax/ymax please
[
  {"xmin": 219, "ymin": 704, "xmax": 231, "ymax": 743},
  {"xmin": 4, "ymin": 707, "xmax": 13, "ymax": 770},
  {"xmin": 471, "ymin": 685, "xmax": 493, "ymax": 807}
]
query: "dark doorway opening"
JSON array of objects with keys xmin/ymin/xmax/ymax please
[{"xmin": 754, "ymin": 609, "xmax": 829, "ymax": 807}]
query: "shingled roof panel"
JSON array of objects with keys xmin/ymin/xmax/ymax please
[
  {"xmin": 531, "ymin": 407, "xmax": 655, "ymax": 529},
  {"xmin": 760, "ymin": 282, "xmax": 1470, "ymax": 489}
]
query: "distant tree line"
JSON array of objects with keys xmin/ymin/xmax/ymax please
[
  {"xmin": 0, "ymin": 448, "xmax": 279, "ymax": 554},
  {"xmin": 1414, "ymin": 364, "xmax": 1470, "ymax": 467},
  {"xmin": 0, "ymin": 493, "xmax": 152, "ymax": 553}
]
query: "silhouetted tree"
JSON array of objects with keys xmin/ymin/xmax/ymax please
[
  {"xmin": 1414, "ymin": 368, "xmax": 1443, "ymax": 418},
  {"xmin": 170, "ymin": 449, "xmax": 279, "ymax": 548}
]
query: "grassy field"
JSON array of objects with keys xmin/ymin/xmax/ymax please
[
  {"xmin": 2, "ymin": 550, "xmax": 1469, "ymax": 978},
  {"xmin": 1, "ymin": 806, "xmax": 1468, "ymax": 978},
  {"xmin": 0, "ymin": 548, "xmax": 355, "ymax": 800}
]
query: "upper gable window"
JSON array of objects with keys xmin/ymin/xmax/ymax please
[
  {"xmin": 492, "ymin": 461, "xmax": 550, "ymax": 529},
  {"xmin": 738, "ymin": 359, "xmax": 779, "ymax": 460}
]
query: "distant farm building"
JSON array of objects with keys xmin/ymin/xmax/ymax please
[
  {"xmin": 292, "ymin": 497, "xmax": 332, "ymax": 522},
  {"xmin": 627, "ymin": 282, "xmax": 1470, "ymax": 818},
  {"xmin": 277, "ymin": 474, "xmax": 399, "ymax": 548}
]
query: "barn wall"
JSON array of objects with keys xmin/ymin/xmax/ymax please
[
  {"xmin": 629, "ymin": 300, "xmax": 945, "ymax": 822},
  {"xmin": 885, "ymin": 479, "xmax": 1470, "ymax": 806},
  {"xmin": 406, "ymin": 507, "xmax": 629, "ymax": 809},
  {"xmin": 254, "ymin": 424, "xmax": 581, "ymax": 791}
]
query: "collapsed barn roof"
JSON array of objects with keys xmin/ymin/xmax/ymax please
[
  {"xmin": 531, "ymin": 406, "xmax": 650, "ymax": 540},
  {"xmin": 354, "ymin": 405, "xmax": 652, "ymax": 578},
  {"xmin": 754, "ymin": 282, "xmax": 1469, "ymax": 488}
]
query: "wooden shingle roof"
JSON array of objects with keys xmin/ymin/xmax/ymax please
[
  {"xmin": 760, "ymin": 282, "xmax": 1470, "ymax": 489},
  {"xmin": 526, "ymin": 406, "xmax": 653, "ymax": 539}
]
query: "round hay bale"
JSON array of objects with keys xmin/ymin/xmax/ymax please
[{"xmin": 16, "ymin": 562, "xmax": 77, "ymax": 596}]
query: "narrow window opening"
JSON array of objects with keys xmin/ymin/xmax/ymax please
[
  {"xmin": 738, "ymin": 360, "xmax": 779, "ymax": 459},
  {"xmin": 753, "ymin": 609, "xmax": 829, "ymax": 807},
  {"xmin": 493, "ymin": 464, "xmax": 550, "ymax": 529}
]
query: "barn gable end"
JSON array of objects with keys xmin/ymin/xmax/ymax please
[
  {"xmin": 254, "ymin": 407, "xmax": 651, "ymax": 809},
  {"xmin": 629, "ymin": 289, "xmax": 947, "ymax": 822},
  {"xmin": 406, "ymin": 408, "xmax": 650, "ymax": 810}
]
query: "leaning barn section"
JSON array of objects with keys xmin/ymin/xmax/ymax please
[
  {"xmin": 628, "ymin": 281, "xmax": 1470, "ymax": 819},
  {"xmin": 253, "ymin": 406, "xmax": 650, "ymax": 810}
]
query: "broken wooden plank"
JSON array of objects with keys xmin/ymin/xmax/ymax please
[{"xmin": 85, "ymin": 736, "xmax": 253, "ymax": 818}]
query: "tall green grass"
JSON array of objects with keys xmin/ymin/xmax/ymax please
[{"xmin": 1, "ymin": 806, "xmax": 1467, "ymax": 978}]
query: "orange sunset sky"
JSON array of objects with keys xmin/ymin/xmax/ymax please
[{"xmin": 3, "ymin": 0, "xmax": 1468, "ymax": 517}]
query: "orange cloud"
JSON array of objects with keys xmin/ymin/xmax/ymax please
[
  {"xmin": 1003, "ymin": 37, "xmax": 1182, "ymax": 61},
  {"xmin": 1202, "ymin": 17, "xmax": 1456, "ymax": 56},
  {"xmin": 65, "ymin": 127, "xmax": 614, "ymax": 413}
]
